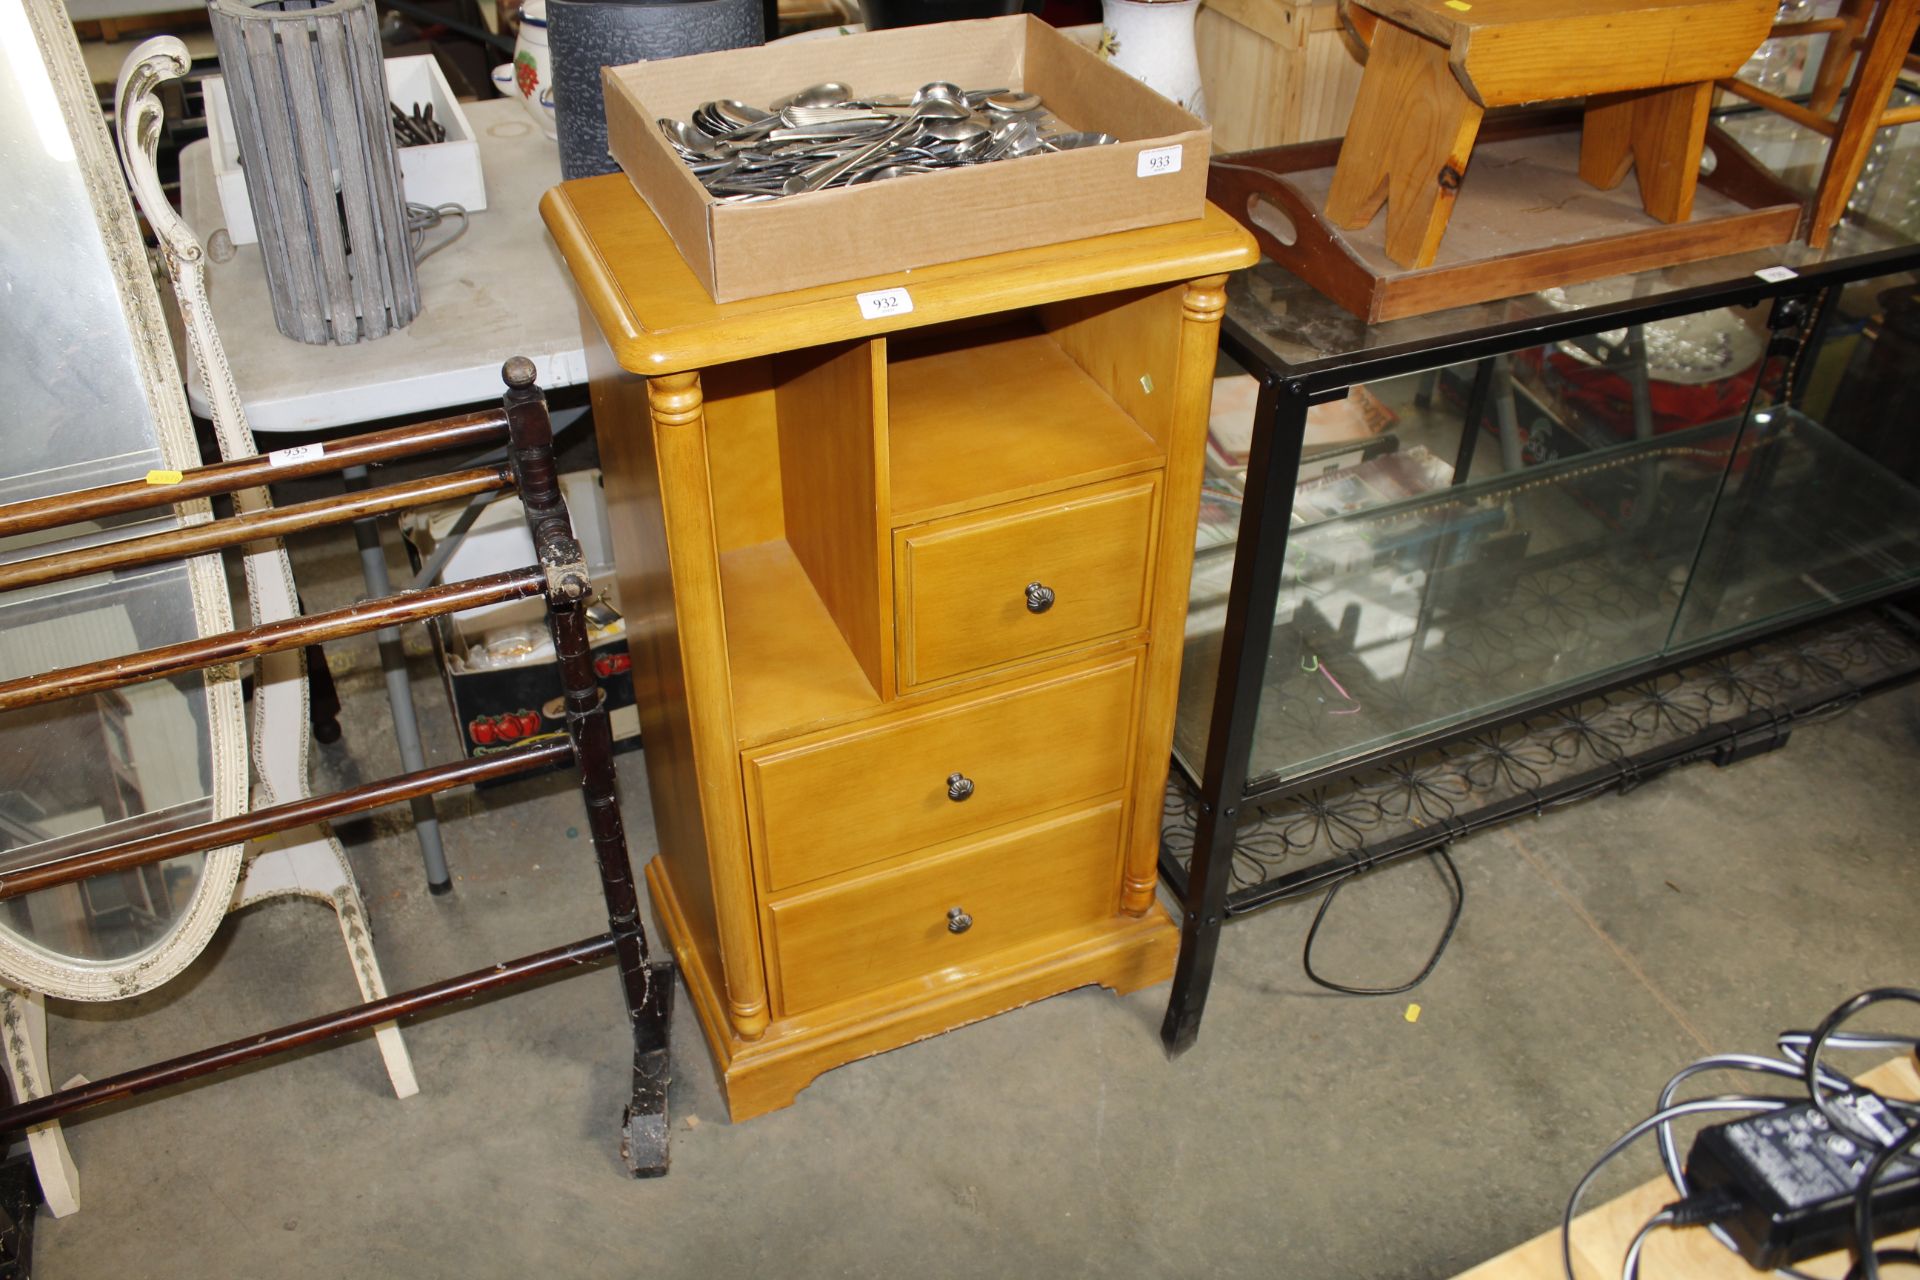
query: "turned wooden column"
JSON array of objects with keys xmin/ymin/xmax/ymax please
[
  {"xmin": 1120, "ymin": 273, "xmax": 1232, "ymax": 917},
  {"xmin": 644, "ymin": 371, "xmax": 771, "ymax": 1042}
]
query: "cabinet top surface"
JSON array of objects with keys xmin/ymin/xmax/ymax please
[{"xmin": 541, "ymin": 175, "xmax": 1257, "ymax": 376}]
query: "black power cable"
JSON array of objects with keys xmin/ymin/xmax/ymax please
[
  {"xmin": 1854, "ymin": 1109, "xmax": 1920, "ymax": 1280},
  {"xmin": 1803, "ymin": 989, "xmax": 1920, "ymax": 1143},
  {"xmin": 1301, "ymin": 844, "xmax": 1463, "ymax": 997}
]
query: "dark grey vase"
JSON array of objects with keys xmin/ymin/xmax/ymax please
[{"xmin": 548, "ymin": 0, "xmax": 763, "ymax": 181}]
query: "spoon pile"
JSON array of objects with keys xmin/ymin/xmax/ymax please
[{"xmin": 658, "ymin": 81, "xmax": 1118, "ymax": 202}]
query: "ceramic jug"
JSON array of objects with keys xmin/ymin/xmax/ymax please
[
  {"xmin": 492, "ymin": 0, "xmax": 558, "ymax": 138},
  {"xmin": 1100, "ymin": 0, "xmax": 1207, "ymax": 119}
]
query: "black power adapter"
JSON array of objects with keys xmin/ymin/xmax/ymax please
[{"xmin": 1683, "ymin": 1092, "xmax": 1920, "ymax": 1270}]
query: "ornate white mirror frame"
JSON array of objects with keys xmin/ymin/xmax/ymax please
[
  {"xmin": 0, "ymin": 2, "xmax": 416, "ymax": 1217},
  {"xmin": 0, "ymin": 0, "xmax": 249, "ymax": 999}
]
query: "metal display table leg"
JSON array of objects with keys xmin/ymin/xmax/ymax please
[
  {"xmin": 342, "ymin": 463, "xmax": 452, "ymax": 893},
  {"xmin": 1161, "ymin": 374, "xmax": 1312, "ymax": 1052}
]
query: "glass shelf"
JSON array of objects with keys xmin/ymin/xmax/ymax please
[{"xmin": 1177, "ymin": 262, "xmax": 1920, "ymax": 789}]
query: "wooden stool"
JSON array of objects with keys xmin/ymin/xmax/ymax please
[
  {"xmin": 1717, "ymin": 0, "xmax": 1920, "ymax": 247},
  {"xmin": 1326, "ymin": 0, "xmax": 1778, "ymax": 268}
]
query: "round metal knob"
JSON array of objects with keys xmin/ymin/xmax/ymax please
[
  {"xmin": 946, "ymin": 772, "xmax": 974, "ymax": 802},
  {"xmin": 1025, "ymin": 582, "xmax": 1055, "ymax": 614},
  {"xmin": 947, "ymin": 907, "xmax": 973, "ymax": 934}
]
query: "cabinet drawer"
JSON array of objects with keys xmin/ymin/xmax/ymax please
[
  {"xmin": 746, "ymin": 654, "xmax": 1137, "ymax": 893},
  {"xmin": 767, "ymin": 801, "xmax": 1125, "ymax": 1016},
  {"xmin": 894, "ymin": 476, "xmax": 1158, "ymax": 689}
]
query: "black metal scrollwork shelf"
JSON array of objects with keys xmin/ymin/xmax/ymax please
[
  {"xmin": 1160, "ymin": 605, "xmax": 1920, "ymax": 916},
  {"xmin": 1158, "ymin": 175, "xmax": 1920, "ymax": 1051}
]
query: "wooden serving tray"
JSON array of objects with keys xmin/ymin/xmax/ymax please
[{"xmin": 1208, "ymin": 110, "xmax": 1805, "ymax": 324}]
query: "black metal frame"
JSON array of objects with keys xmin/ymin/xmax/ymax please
[{"xmin": 1161, "ymin": 236, "xmax": 1920, "ymax": 1052}]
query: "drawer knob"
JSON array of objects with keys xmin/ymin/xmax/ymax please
[
  {"xmin": 946, "ymin": 772, "xmax": 974, "ymax": 803},
  {"xmin": 1025, "ymin": 582, "xmax": 1056, "ymax": 614},
  {"xmin": 947, "ymin": 907, "xmax": 973, "ymax": 935}
]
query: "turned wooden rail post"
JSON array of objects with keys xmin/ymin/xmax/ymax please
[{"xmin": 502, "ymin": 357, "xmax": 675, "ymax": 1174}]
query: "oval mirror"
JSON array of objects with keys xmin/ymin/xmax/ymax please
[{"xmin": 0, "ymin": 0, "xmax": 247, "ymax": 999}]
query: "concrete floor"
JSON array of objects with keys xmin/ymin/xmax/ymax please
[{"xmin": 28, "ymin": 523, "xmax": 1920, "ymax": 1280}]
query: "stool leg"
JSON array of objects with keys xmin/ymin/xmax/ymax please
[
  {"xmin": 1324, "ymin": 17, "xmax": 1484, "ymax": 269},
  {"xmin": 1808, "ymin": 0, "xmax": 1920, "ymax": 247},
  {"xmin": 1580, "ymin": 82, "xmax": 1713, "ymax": 224},
  {"xmin": 1809, "ymin": 0, "xmax": 1872, "ymax": 117}
]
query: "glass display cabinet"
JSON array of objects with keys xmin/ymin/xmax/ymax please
[{"xmin": 1160, "ymin": 106, "xmax": 1920, "ymax": 1049}]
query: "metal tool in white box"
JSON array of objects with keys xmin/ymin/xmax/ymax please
[{"xmin": 204, "ymin": 54, "xmax": 486, "ymax": 246}]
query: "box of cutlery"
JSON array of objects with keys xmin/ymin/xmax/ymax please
[{"xmin": 601, "ymin": 15, "xmax": 1209, "ymax": 301}]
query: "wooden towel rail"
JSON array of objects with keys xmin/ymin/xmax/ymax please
[
  {"xmin": 0, "ymin": 409, "xmax": 509, "ymax": 540},
  {"xmin": 0, "ymin": 466, "xmax": 513, "ymax": 594},
  {"xmin": 0, "ymin": 358, "xmax": 675, "ymax": 1176}
]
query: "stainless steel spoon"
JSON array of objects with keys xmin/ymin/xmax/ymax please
[
  {"xmin": 659, "ymin": 116, "xmax": 728, "ymax": 158},
  {"xmin": 770, "ymin": 81, "xmax": 854, "ymax": 112},
  {"xmin": 984, "ymin": 91, "xmax": 1041, "ymax": 114},
  {"xmin": 1045, "ymin": 131, "xmax": 1119, "ymax": 151},
  {"xmin": 713, "ymin": 98, "xmax": 772, "ymax": 129},
  {"xmin": 920, "ymin": 117, "xmax": 989, "ymax": 145},
  {"xmin": 782, "ymin": 98, "xmax": 970, "ymax": 195}
]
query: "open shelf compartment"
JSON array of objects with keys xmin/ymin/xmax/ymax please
[
  {"xmin": 709, "ymin": 287, "xmax": 1187, "ymax": 746},
  {"xmin": 888, "ymin": 313, "xmax": 1168, "ymax": 526}
]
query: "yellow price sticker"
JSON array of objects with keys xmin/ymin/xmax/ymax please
[
  {"xmin": 145, "ymin": 469, "xmax": 184, "ymax": 485},
  {"xmin": 1445, "ymin": 1, "xmax": 1471, "ymax": 9},
  {"xmin": 1405, "ymin": 1003, "xmax": 1422, "ymax": 1023}
]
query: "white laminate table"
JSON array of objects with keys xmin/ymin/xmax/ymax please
[
  {"xmin": 175, "ymin": 98, "xmax": 589, "ymax": 890},
  {"xmin": 177, "ymin": 97, "xmax": 585, "ymax": 433}
]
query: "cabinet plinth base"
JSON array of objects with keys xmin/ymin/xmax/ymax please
[{"xmin": 645, "ymin": 855, "xmax": 1179, "ymax": 1123}]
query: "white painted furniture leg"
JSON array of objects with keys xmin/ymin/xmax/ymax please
[
  {"xmin": 0, "ymin": 989, "xmax": 80, "ymax": 1217},
  {"xmin": 238, "ymin": 836, "xmax": 418, "ymax": 1099},
  {"xmin": 119, "ymin": 38, "xmax": 418, "ymax": 1102}
]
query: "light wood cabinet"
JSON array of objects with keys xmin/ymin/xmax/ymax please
[{"xmin": 543, "ymin": 173, "xmax": 1257, "ymax": 1120}]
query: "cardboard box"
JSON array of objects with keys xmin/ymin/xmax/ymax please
[
  {"xmin": 603, "ymin": 15, "xmax": 1209, "ymax": 302},
  {"xmin": 399, "ymin": 474, "xmax": 638, "ymax": 772},
  {"xmin": 205, "ymin": 55, "xmax": 487, "ymax": 247},
  {"xmin": 421, "ymin": 593, "xmax": 641, "ymax": 777}
]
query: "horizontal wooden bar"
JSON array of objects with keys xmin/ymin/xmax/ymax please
[
  {"xmin": 0, "ymin": 740, "xmax": 573, "ymax": 900},
  {"xmin": 0, "ymin": 466, "xmax": 513, "ymax": 595},
  {"xmin": 0, "ymin": 410, "xmax": 510, "ymax": 541},
  {"xmin": 1769, "ymin": 16, "xmax": 1848, "ymax": 35},
  {"xmin": 1717, "ymin": 77, "xmax": 1839, "ymax": 135},
  {"xmin": 1884, "ymin": 103, "xmax": 1920, "ymax": 127},
  {"xmin": 0, "ymin": 934, "xmax": 617, "ymax": 1133},
  {"xmin": 0, "ymin": 799, "xmax": 212, "ymax": 872},
  {"xmin": 0, "ymin": 566, "xmax": 546, "ymax": 712}
]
